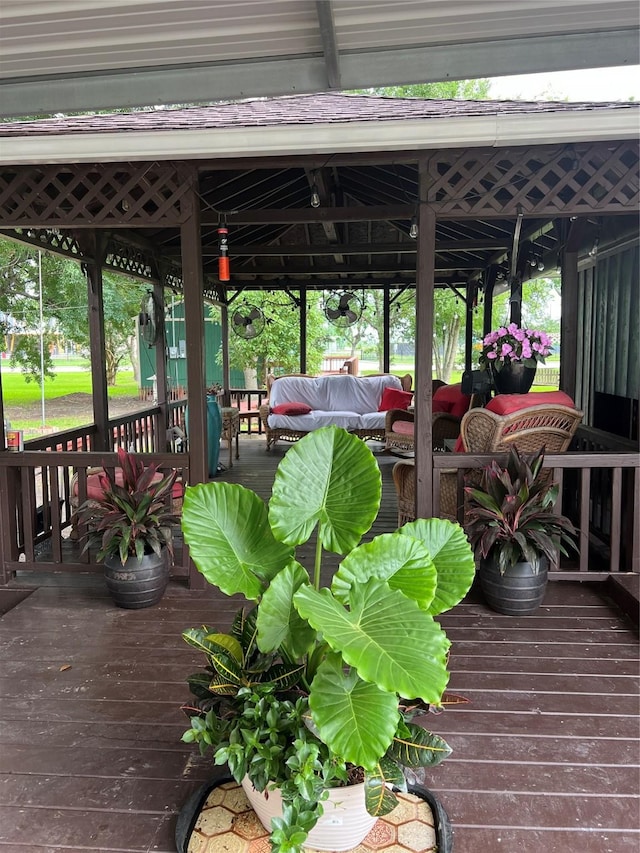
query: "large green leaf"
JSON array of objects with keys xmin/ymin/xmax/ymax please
[
  {"xmin": 332, "ymin": 533, "xmax": 437, "ymax": 610},
  {"xmin": 364, "ymin": 760, "xmax": 403, "ymax": 816},
  {"xmin": 294, "ymin": 579, "xmax": 450, "ymax": 703},
  {"xmin": 400, "ymin": 518, "xmax": 475, "ymax": 615},
  {"xmin": 181, "ymin": 482, "xmax": 293, "ymax": 599},
  {"xmin": 309, "ymin": 654, "xmax": 398, "ymax": 769},
  {"xmin": 256, "ymin": 561, "xmax": 317, "ymax": 658},
  {"xmin": 269, "ymin": 426, "xmax": 381, "ymax": 554},
  {"xmin": 388, "ymin": 722, "xmax": 452, "ymax": 768}
]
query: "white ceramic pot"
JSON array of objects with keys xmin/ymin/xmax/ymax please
[{"xmin": 241, "ymin": 776, "xmax": 378, "ymax": 852}]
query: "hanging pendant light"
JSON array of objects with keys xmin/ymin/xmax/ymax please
[{"xmin": 218, "ymin": 224, "xmax": 230, "ymax": 281}]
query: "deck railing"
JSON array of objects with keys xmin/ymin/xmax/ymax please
[
  {"xmin": 1, "ymin": 412, "xmax": 637, "ymax": 583},
  {"xmin": 434, "ymin": 445, "xmax": 639, "ymax": 578},
  {"xmin": 0, "ymin": 449, "xmax": 190, "ymax": 584}
]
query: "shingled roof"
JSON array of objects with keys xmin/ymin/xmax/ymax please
[{"xmin": 1, "ymin": 92, "xmax": 635, "ymax": 137}]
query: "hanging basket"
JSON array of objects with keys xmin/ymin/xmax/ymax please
[{"xmin": 491, "ymin": 362, "xmax": 536, "ymax": 394}]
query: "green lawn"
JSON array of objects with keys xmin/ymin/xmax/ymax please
[
  {"xmin": 2, "ymin": 369, "xmax": 140, "ymax": 433},
  {"xmin": 2, "ymin": 369, "xmax": 138, "ymax": 404}
]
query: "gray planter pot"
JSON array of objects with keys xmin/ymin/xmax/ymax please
[
  {"xmin": 479, "ymin": 555, "xmax": 548, "ymax": 615},
  {"xmin": 103, "ymin": 548, "xmax": 169, "ymax": 609}
]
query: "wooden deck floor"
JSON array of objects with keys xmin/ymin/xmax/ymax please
[{"xmin": 1, "ymin": 436, "xmax": 638, "ymax": 852}]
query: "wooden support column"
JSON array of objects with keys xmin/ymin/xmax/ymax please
[
  {"xmin": 153, "ymin": 282, "xmax": 169, "ymax": 450},
  {"xmin": 383, "ymin": 288, "xmax": 391, "ymax": 373},
  {"xmin": 181, "ymin": 173, "xmax": 207, "ymax": 589},
  {"xmin": 414, "ymin": 155, "xmax": 435, "ymax": 520},
  {"xmin": 300, "ymin": 286, "xmax": 307, "ymax": 374},
  {"xmin": 464, "ymin": 280, "xmax": 476, "ymax": 373},
  {"xmin": 560, "ymin": 248, "xmax": 580, "ymax": 401},
  {"xmin": 84, "ymin": 232, "xmax": 110, "ymax": 452}
]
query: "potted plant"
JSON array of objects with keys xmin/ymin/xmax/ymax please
[
  {"xmin": 464, "ymin": 447, "xmax": 578, "ymax": 615},
  {"xmin": 178, "ymin": 425, "xmax": 475, "ymax": 853},
  {"xmin": 478, "ymin": 323, "xmax": 553, "ymax": 394},
  {"xmin": 75, "ymin": 447, "xmax": 178, "ymax": 609}
]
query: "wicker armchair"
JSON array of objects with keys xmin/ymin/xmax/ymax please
[
  {"xmin": 385, "ymin": 409, "xmax": 463, "ymax": 452},
  {"xmin": 392, "ymin": 402, "xmax": 583, "ymax": 527},
  {"xmin": 385, "ymin": 381, "xmax": 478, "ymax": 453}
]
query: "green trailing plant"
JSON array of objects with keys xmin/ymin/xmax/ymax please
[
  {"xmin": 75, "ymin": 447, "xmax": 178, "ymax": 565},
  {"xmin": 180, "ymin": 425, "xmax": 475, "ymax": 853},
  {"xmin": 464, "ymin": 446, "xmax": 578, "ymax": 574}
]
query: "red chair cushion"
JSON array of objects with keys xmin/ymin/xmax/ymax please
[
  {"xmin": 271, "ymin": 402, "xmax": 312, "ymax": 416},
  {"xmin": 391, "ymin": 420, "xmax": 415, "ymax": 436},
  {"xmin": 486, "ymin": 391, "xmax": 575, "ymax": 416},
  {"xmin": 378, "ymin": 388, "xmax": 414, "ymax": 412},
  {"xmin": 432, "ymin": 383, "xmax": 471, "ymax": 419}
]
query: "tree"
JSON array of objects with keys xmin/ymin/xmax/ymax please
[
  {"xmin": 354, "ymin": 80, "xmax": 490, "ymax": 100},
  {"xmin": 219, "ymin": 292, "xmax": 328, "ymax": 386},
  {"xmin": 0, "ymin": 236, "xmax": 150, "ymax": 385}
]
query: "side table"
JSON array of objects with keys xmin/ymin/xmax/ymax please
[{"xmin": 220, "ymin": 407, "xmax": 240, "ymax": 468}]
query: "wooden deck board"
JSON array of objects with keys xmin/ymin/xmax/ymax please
[{"xmin": 1, "ymin": 437, "xmax": 638, "ymax": 851}]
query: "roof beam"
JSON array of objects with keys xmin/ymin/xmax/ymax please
[
  {"xmin": 193, "ymin": 239, "xmax": 508, "ymax": 256},
  {"xmin": 202, "ymin": 205, "xmax": 414, "ymax": 225},
  {"xmin": 315, "ymin": 1, "xmax": 341, "ymax": 90}
]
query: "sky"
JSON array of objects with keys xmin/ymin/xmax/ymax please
[{"xmin": 487, "ymin": 64, "xmax": 639, "ymax": 102}]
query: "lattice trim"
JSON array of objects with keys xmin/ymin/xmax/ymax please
[
  {"xmin": 0, "ymin": 162, "xmax": 191, "ymax": 226},
  {"xmin": 428, "ymin": 142, "xmax": 639, "ymax": 216},
  {"xmin": 0, "ymin": 227, "xmax": 83, "ymax": 258}
]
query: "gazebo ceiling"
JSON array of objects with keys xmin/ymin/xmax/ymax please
[{"xmin": 0, "ymin": 1, "xmax": 638, "ymax": 119}]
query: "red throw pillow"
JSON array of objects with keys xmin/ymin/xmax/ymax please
[
  {"xmin": 378, "ymin": 388, "xmax": 413, "ymax": 412},
  {"xmin": 271, "ymin": 402, "xmax": 312, "ymax": 416},
  {"xmin": 432, "ymin": 383, "xmax": 471, "ymax": 419},
  {"xmin": 487, "ymin": 391, "xmax": 575, "ymax": 416}
]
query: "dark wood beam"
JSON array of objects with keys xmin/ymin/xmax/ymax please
[
  {"xmin": 195, "ymin": 152, "xmax": 420, "ymax": 172},
  {"xmin": 221, "ymin": 242, "xmax": 417, "ymax": 257},
  {"xmin": 414, "ymin": 156, "xmax": 436, "ymax": 520},
  {"xmin": 202, "ymin": 205, "xmax": 413, "ymax": 225},
  {"xmin": 84, "ymin": 233, "xmax": 110, "ymax": 452},
  {"xmin": 196, "ymin": 235, "xmax": 508, "ymax": 252},
  {"xmin": 180, "ymin": 174, "xmax": 207, "ymax": 590}
]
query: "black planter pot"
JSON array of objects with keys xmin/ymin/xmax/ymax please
[
  {"xmin": 492, "ymin": 362, "xmax": 536, "ymax": 394},
  {"xmin": 176, "ymin": 773, "xmax": 454, "ymax": 853},
  {"xmin": 479, "ymin": 555, "xmax": 548, "ymax": 615},
  {"xmin": 103, "ymin": 548, "xmax": 169, "ymax": 609}
]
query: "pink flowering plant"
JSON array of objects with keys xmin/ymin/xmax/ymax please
[{"xmin": 479, "ymin": 323, "xmax": 553, "ymax": 373}]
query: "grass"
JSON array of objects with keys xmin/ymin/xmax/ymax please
[{"xmin": 2, "ymin": 369, "xmax": 140, "ymax": 433}]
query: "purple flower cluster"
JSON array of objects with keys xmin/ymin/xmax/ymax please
[{"xmin": 479, "ymin": 323, "xmax": 553, "ymax": 369}]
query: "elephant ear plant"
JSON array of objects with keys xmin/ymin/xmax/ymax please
[{"xmin": 180, "ymin": 426, "xmax": 475, "ymax": 853}]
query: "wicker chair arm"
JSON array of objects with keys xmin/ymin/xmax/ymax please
[
  {"xmin": 432, "ymin": 412, "xmax": 462, "ymax": 446},
  {"xmin": 258, "ymin": 402, "xmax": 271, "ymax": 425}
]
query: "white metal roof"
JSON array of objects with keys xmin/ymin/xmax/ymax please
[{"xmin": 0, "ymin": 0, "xmax": 638, "ymax": 118}]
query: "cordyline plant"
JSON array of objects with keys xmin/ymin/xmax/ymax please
[
  {"xmin": 180, "ymin": 426, "xmax": 475, "ymax": 853},
  {"xmin": 464, "ymin": 447, "xmax": 578, "ymax": 575},
  {"xmin": 75, "ymin": 447, "xmax": 178, "ymax": 565}
]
